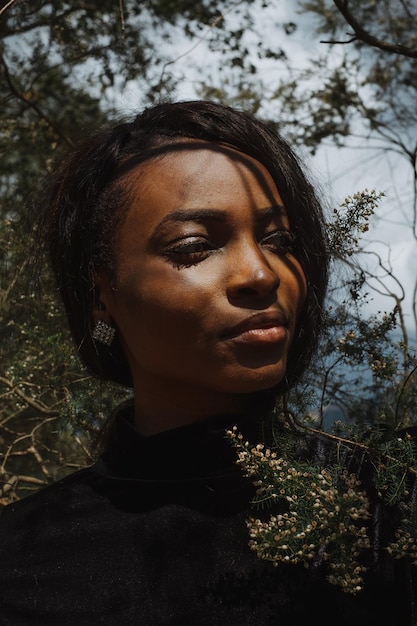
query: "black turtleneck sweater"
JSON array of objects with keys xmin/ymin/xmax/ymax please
[{"xmin": 0, "ymin": 402, "xmax": 415, "ymax": 625}]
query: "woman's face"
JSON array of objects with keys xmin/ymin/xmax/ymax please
[{"xmin": 95, "ymin": 144, "xmax": 307, "ymax": 432}]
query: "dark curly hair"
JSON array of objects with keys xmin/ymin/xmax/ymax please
[{"xmin": 41, "ymin": 100, "xmax": 329, "ymax": 393}]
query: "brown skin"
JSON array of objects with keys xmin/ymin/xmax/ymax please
[{"xmin": 94, "ymin": 144, "xmax": 307, "ymax": 435}]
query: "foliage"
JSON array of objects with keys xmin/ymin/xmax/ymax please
[
  {"xmin": 286, "ymin": 187, "xmax": 416, "ymax": 435},
  {"xmin": 326, "ymin": 189, "xmax": 382, "ymax": 258},
  {"xmin": 228, "ymin": 410, "xmax": 417, "ymax": 594},
  {"xmin": 228, "ymin": 424, "xmax": 370, "ymax": 594},
  {"xmin": 291, "ymin": 0, "xmax": 417, "ymax": 329}
]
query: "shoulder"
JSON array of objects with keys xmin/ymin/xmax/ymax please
[{"xmin": 0, "ymin": 465, "xmax": 101, "ymax": 536}]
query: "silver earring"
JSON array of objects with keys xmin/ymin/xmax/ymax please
[{"xmin": 92, "ymin": 320, "xmax": 115, "ymax": 346}]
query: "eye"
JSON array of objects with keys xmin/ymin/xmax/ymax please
[
  {"xmin": 163, "ymin": 237, "xmax": 216, "ymax": 268},
  {"xmin": 261, "ymin": 230, "xmax": 296, "ymax": 255}
]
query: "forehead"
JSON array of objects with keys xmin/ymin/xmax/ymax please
[{"xmin": 120, "ymin": 144, "xmax": 284, "ymax": 224}]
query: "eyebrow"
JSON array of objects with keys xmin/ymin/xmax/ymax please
[{"xmin": 152, "ymin": 204, "xmax": 287, "ymax": 236}]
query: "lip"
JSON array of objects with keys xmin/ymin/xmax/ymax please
[{"xmin": 221, "ymin": 310, "xmax": 290, "ymax": 343}]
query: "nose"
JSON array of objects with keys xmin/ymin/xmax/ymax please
[{"xmin": 226, "ymin": 240, "xmax": 280, "ymax": 302}]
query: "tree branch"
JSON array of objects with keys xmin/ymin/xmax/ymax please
[
  {"xmin": 0, "ymin": 54, "xmax": 75, "ymax": 147},
  {"xmin": 155, "ymin": 0, "xmax": 245, "ymax": 94},
  {"xmin": 0, "ymin": 375, "xmax": 60, "ymax": 416},
  {"xmin": 322, "ymin": 0, "xmax": 417, "ymax": 59},
  {"xmin": 0, "ymin": 0, "xmax": 18, "ymax": 18}
]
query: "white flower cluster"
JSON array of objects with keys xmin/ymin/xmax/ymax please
[{"xmin": 227, "ymin": 427, "xmax": 371, "ymax": 594}]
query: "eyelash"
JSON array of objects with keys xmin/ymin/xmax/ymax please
[
  {"xmin": 164, "ymin": 239, "xmax": 216, "ymax": 268},
  {"xmin": 164, "ymin": 230, "xmax": 296, "ymax": 268},
  {"xmin": 261, "ymin": 230, "xmax": 297, "ymax": 254}
]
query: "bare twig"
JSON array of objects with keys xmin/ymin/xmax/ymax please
[
  {"xmin": 0, "ymin": 0, "xmax": 18, "ymax": 18},
  {"xmin": 27, "ymin": 444, "xmax": 51, "ymax": 479},
  {"xmin": 0, "ymin": 375, "xmax": 61, "ymax": 416},
  {"xmin": 155, "ymin": 0, "xmax": 245, "ymax": 93},
  {"xmin": 321, "ymin": 0, "xmax": 417, "ymax": 59},
  {"xmin": 0, "ymin": 54, "xmax": 75, "ymax": 147},
  {"xmin": 395, "ymin": 363, "xmax": 417, "ymax": 424},
  {"xmin": 289, "ymin": 412, "xmax": 417, "ymax": 477},
  {"xmin": 1, "ymin": 416, "xmax": 56, "ymax": 472},
  {"xmin": 118, "ymin": 0, "xmax": 125, "ymax": 38}
]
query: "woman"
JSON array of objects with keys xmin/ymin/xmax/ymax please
[{"xmin": 0, "ymin": 101, "xmax": 413, "ymax": 624}]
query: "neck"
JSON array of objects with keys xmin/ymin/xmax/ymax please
[{"xmin": 132, "ymin": 382, "xmax": 268, "ymax": 436}]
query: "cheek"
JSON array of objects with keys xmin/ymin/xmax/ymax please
[
  {"xmin": 297, "ymin": 272, "xmax": 308, "ymax": 314},
  {"xmin": 113, "ymin": 265, "xmax": 212, "ymax": 335},
  {"xmin": 281, "ymin": 257, "xmax": 307, "ymax": 313}
]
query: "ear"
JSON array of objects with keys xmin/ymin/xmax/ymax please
[{"xmin": 92, "ymin": 271, "xmax": 115, "ymax": 325}]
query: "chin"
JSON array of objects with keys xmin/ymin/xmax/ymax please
[{"xmin": 224, "ymin": 366, "xmax": 286, "ymax": 394}]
